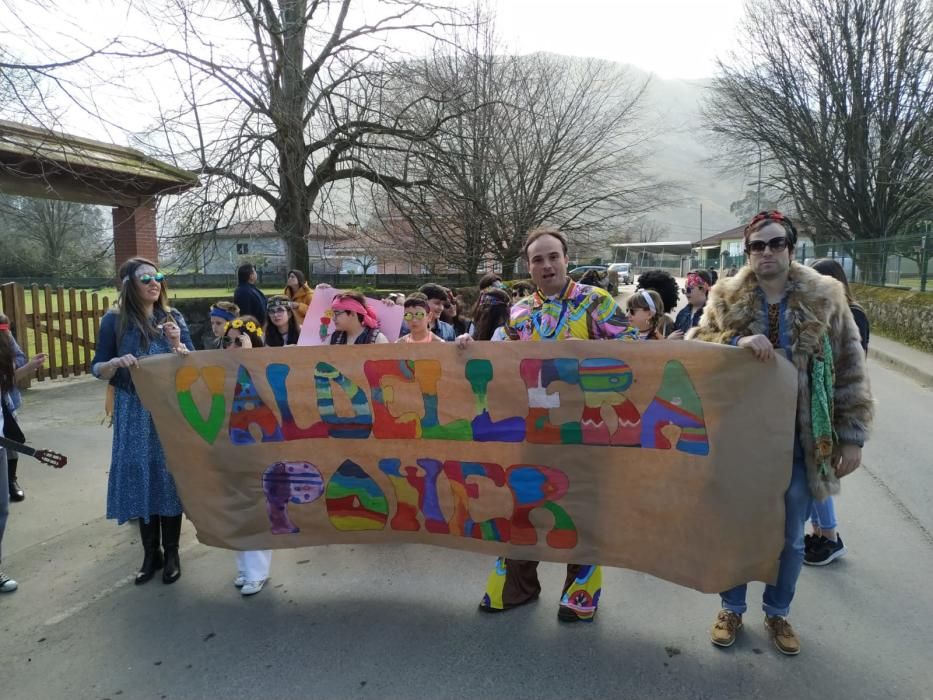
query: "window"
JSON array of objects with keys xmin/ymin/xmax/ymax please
[{"xmin": 236, "ymin": 243, "xmax": 249, "ymax": 254}]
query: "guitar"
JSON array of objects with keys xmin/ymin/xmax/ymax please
[{"xmin": 0, "ymin": 435, "xmax": 67, "ymax": 468}]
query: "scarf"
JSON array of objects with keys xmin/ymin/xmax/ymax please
[{"xmin": 810, "ymin": 333, "xmax": 836, "ymax": 477}]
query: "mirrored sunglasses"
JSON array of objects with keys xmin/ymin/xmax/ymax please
[{"xmin": 138, "ymin": 272, "xmax": 165, "ymax": 284}]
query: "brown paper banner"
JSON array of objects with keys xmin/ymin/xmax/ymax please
[{"xmin": 132, "ymin": 340, "xmax": 797, "ymax": 593}]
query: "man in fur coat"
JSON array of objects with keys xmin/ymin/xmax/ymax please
[{"xmin": 688, "ymin": 211, "xmax": 872, "ymax": 655}]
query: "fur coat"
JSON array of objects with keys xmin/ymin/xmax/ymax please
[{"xmin": 688, "ymin": 262, "xmax": 873, "ymax": 500}]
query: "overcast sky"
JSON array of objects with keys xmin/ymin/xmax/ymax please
[{"xmin": 494, "ymin": 0, "xmax": 745, "ymax": 80}]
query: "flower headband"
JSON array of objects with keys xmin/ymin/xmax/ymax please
[{"xmin": 224, "ymin": 318, "xmax": 263, "ymax": 336}]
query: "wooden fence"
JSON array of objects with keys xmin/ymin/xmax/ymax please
[{"xmin": 0, "ymin": 282, "xmax": 111, "ymax": 385}]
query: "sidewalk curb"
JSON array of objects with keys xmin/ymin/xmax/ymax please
[{"xmin": 869, "ymin": 347, "xmax": 933, "ymax": 387}]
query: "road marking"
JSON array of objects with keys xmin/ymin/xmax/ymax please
[
  {"xmin": 43, "ymin": 542, "xmax": 199, "ymax": 627},
  {"xmin": 862, "ymin": 461, "xmax": 933, "ymax": 546},
  {"xmin": 43, "ymin": 574, "xmax": 136, "ymax": 627}
]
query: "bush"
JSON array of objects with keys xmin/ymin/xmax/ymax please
[{"xmin": 852, "ymin": 284, "xmax": 933, "ymax": 353}]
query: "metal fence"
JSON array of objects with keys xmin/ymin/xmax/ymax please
[{"xmin": 704, "ymin": 234, "xmax": 932, "ymax": 291}]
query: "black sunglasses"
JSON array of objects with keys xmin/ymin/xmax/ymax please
[
  {"xmin": 221, "ymin": 336, "xmax": 245, "ymax": 348},
  {"xmin": 746, "ymin": 236, "xmax": 789, "ymax": 255}
]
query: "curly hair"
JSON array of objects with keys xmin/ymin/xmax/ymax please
[{"xmin": 636, "ymin": 269, "xmax": 679, "ymax": 314}]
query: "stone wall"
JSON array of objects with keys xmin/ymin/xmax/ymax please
[
  {"xmin": 170, "ymin": 297, "xmax": 225, "ymax": 350},
  {"xmin": 852, "ymin": 284, "xmax": 933, "ymax": 353}
]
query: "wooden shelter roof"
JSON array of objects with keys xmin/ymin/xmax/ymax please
[{"xmin": 0, "ymin": 119, "xmax": 198, "ymax": 207}]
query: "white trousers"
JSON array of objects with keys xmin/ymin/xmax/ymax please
[{"xmin": 235, "ymin": 550, "xmax": 272, "ymax": 581}]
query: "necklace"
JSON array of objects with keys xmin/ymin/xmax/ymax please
[
  {"xmin": 531, "ymin": 299, "xmax": 570, "ymax": 339},
  {"xmin": 530, "ymin": 279, "xmax": 574, "ymax": 339}
]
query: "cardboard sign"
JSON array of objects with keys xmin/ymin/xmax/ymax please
[{"xmin": 133, "ymin": 340, "xmax": 798, "ymax": 593}]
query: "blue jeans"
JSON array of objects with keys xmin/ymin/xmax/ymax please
[
  {"xmin": 810, "ymin": 497, "xmax": 837, "ymax": 530},
  {"xmin": 720, "ymin": 457, "xmax": 813, "ymax": 618},
  {"xmin": 0, "ymin": 448, "xmax": 9, "ymax": 564}
]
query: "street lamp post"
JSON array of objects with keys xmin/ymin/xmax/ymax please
[{"xmin": 755, "ymin": 142, "xmax": 762, "ymax": 211}]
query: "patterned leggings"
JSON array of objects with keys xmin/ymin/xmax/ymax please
[{"xmin": 481, "ymin": 557, "xmax": 603, "ymax": 620}]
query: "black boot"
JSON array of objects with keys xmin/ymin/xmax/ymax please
[
  {"xmin": 161, "ymin": 515, "xmax": 182, "ymax": 584},
  {"xmin": 8, "ymin": 457, "xmax": 23, "ymax": 502},
  {"xmin": 135, "ymin": 516, "xmax": 163, "ymax": 585}
]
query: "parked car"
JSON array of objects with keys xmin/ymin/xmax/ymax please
[
  {"xmin": 607, "ymin": 262, "xmax": 633, "ymax": 285},
  {"xmin": 568, "ymin": 265, "xmax": 617, "ymax": 296}
]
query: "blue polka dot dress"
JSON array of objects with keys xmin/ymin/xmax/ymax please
[{"xmin": 106, "ymin": 334, "xmax": 183, "ymax": 524}]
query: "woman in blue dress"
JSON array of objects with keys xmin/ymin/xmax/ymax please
[{"xmin": 92, "ymin": 257, "xmax": 193, "ymax": 585}]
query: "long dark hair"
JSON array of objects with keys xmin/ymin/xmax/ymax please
[
  {"xmin": 810, "ymin": 258, "xmax": 855, "ymax": 304},
  {"xmin": 0, "ymin": 313, "xmax": 16, "ymax": 393},
  {"xmin": 116, "ymin": 257, "xmax": 171, "ymax": 351},
  {"xmin": 472, "ymin": 288, "xmax": 511, "ymax": 341},
  {"xmin": 264, "ymin": 296, "xmax": 300, "ymax": 346}
]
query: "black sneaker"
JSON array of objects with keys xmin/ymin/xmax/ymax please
[
  {"xmin": 804, "ymin": 535, "xmax": 847, "ymax": 566},
  {"xmin": 804, "ymin": 533, "xmax": 819, "ymax": 556}
]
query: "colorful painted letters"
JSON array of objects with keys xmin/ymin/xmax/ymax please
[
  {"xmin": 261, "ymin": 456, "xmax": 577, "ymax": 548},
  {"xmin": 180, "ymin": 355, "xmax": 710, "ymax": 452}
]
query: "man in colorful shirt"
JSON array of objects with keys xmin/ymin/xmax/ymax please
[{"xmin": 476, "ymin": 227, "xmax": 637, "ymax": 623}]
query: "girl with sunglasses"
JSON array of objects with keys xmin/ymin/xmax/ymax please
[
  {"xmin": 397, "ymin": 294, "xmax": 444, "ymax": 343},
  {"xmin": 264, "ymin": 296, "xmax": 301, "ymax": 346},
  {"xmin": 91, "ymin": 257, "xmax": 193, "ymax": 586},
  {"xmin": 329, "ymin": 291, "xmax": 388, "ymax": 345},
  {"xmin": 221, "ymin": 316, "xmax": 264, "ymax": 349},
  {"xmin": 626, "ymin": 289, "xmax": 667, "ymax": 340}
]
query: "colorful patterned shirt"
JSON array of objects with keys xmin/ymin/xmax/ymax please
[{"xmin": 506, "ymin": 279, "xmax": 637, "ymax": 342}]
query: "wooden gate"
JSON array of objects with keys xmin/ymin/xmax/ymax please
[{"xmin": 0, "ymin": 282, "xmax": 111, "ymax": 385}]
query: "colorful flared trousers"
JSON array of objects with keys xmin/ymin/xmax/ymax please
[{"xmin": 481, "ymin": 557, "xmax": 603, "ymax": 621}]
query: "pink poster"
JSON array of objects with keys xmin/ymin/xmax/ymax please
[{"xmin": 297, "ymin": 287, "xmax": 404, "ymax": 345}]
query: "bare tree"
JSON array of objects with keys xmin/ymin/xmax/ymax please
[
  {"xmin": 0, "ymin": 194, "xmax": 110, "ymax": 276},
  {"xmin": 705, "ymin": 0, "xmax": 933, "ymax": 281},
  {"xmin": 372, "ymin": 15, "xmax": 672, "ymax": 278},
  {"xmin": 135, "ymin": 0, "xmax": 464, "ymax": 274},
  {"xmin": 487, "ymin": 54, "xmax": 670, "ymax": 275},
  {"xmin": 627, "ymin": 217, "xmax": 670, "ymax": 243},
  {"xmin": 363, "ymin": 6, "xmax": 498, "ymax": 282}
]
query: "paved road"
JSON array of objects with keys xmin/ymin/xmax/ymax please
[{"xmin": 2, "ymin": 361, "xmax": 932, "ymax": 700}]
